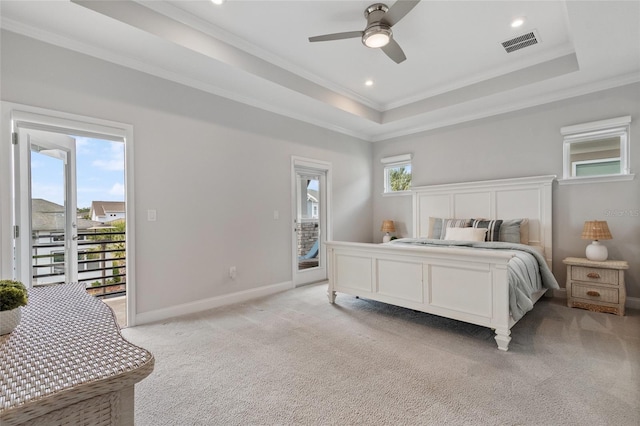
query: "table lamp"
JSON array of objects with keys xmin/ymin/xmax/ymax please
[
  {"xmin": 581, "ymin": 220, "xmax": 612, "ymax": 261},
  {"xmin": 381, "ymin": 220, "xmax": 396, "ymax": 243}
]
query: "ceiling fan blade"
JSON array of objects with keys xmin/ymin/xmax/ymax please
[
  {"xmin": 381, "ymin": 38, "xmax": 407, "ymax": 63},
  {"xmin": 382, "ymin": 0, "xmax": 420, "ymax": 27},
  {"xmin": 308, "ymin": 31, "xmax": 363, "ymax": 43}
]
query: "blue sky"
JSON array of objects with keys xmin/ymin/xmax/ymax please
[{"xmin": 31, "ymin": 137, "xmax": 125, "ymax": 209}]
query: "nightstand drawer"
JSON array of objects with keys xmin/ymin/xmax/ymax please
[
  {"xmin": 572, "ymin": 283, "xmax": 619, "ymax": 304},
  {"xmin": 571, "ymin": 266, "xmax": 618, "ymax": 285}
]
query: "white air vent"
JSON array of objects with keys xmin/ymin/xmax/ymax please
[{"xmin": 501, "ymin": 30, "xmax": 540, "ymax": 53}]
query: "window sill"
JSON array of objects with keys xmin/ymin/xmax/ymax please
[
  {"xmin": 558, "ymin": 173, "xmax": 635, "ymax": 185},
  {"xmin": 382, "ymin": 190, "xmax": 412, "ymax": 197}
]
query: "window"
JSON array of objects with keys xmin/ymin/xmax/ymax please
[
  {"xmin": 382, "ymin": 154, "xmax": 412, "ymax": 194},
  {"xmin": 53, "ymin": 251, "xmax": 64, "ymax": 274},
  {"xmin": 561, "ymin": 116, "xmax": 633, "ymax": 184},
  {"xmin": 573, "ymin": 158, "xmax": 620, "ymax": 177}
]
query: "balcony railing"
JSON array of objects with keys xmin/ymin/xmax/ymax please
[{"xmin": 32, "ymin": 230, "xmax": 126, "ymax": 299}]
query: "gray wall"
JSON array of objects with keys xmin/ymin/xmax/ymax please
[
  {"xmin": 2, "ymin": 28, "xmax": 637, "ymax": 312},
  {"xmin": 0, "ymin": 31, "xmax": 373, "ymax": 314},
  {"xmin": 373, "ymin": 83, "xmax": 640, "ymax": 298}
]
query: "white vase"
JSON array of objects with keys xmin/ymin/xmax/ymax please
[
  {"xmin": 585, "ymin": 240, "xmax": 608, "ymax": 261},
  {"xmin": 0, "ymin": 308, "xmax": 21, "ymax": 335}
]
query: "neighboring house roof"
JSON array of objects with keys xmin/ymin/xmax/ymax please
[
  {"xmin": 32, "ymin": 198, "xmax": 64, "ymax": 214},
  {"xmin": 90, "ymin": 201, "xmax": 125, "ymax": 218},
  {"xmin": 32, "ymin": 199, "xmax": 105, "ymax": 231},
  {"xmin": 307, "ymin": 189, "xmax": 318, "ymax": 203}
]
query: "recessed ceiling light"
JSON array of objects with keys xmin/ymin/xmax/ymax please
[
  {"xmin": 511, "ymin": 18, "xmax": 525, "ymax": 28},
  {"xmin": 365, "ymin": 80, "xmax": 374, "ymax": 86},
  {"xmin": 211, "ymin": 0, "xmax": 224, "ymax": 5}
]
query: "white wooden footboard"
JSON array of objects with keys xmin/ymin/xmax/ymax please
[{"xmin": 326, "ymin": 241, "xmax": 521, "ymax": 351}]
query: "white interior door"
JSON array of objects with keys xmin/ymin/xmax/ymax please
[
  {"xmin": 292, "ymin": 157, "xmax": 331, "ymax": 287},
  {"xmin": 14, "ymin": 127, "xmax": 77, "ymax": 286}
]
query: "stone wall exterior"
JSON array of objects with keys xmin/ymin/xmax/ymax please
[{"xmin": 297, "ymin": 221, "xmax": 319, "ymax": 257}]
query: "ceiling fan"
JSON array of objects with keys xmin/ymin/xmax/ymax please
[{"xmin": 308, "ymin": 1, "xmax": 420, "ymax": 64}]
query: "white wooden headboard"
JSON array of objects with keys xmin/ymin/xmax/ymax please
[{"xmin": 412, "ymin": 175, "xmax": 556, "ymax": 267}]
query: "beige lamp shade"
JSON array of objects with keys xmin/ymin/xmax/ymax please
[
  {"xmin": 381, "ymin": 220, "xmax": 396, "ymax": 233},
  {"xmin": 581, "ymin": 220, "xmax": 612, "ymax": 261},
  {"xmin": 581, "ymin": 221, "xmax": 612, "ymax": 240},
  {"xmin": 381, "ymin": 220, "xmax": 395, "ymax": 243}
]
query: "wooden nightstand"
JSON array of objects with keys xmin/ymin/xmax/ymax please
[{"xmin": 563, "ymin": 257, "xmax": 629, "ymax": 316}]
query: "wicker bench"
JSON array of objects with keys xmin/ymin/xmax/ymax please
[{"xmin": 0, "ymin": 283, "xmax": 154, "ymax": 425}]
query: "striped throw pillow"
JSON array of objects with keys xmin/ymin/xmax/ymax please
[
  {"xmin": 472, "ymin": 219, "xmax": 503, "ymax": 242},
  {"xmin": 437, "ymin": 218, "xmax": 472, "ymax": 239}
]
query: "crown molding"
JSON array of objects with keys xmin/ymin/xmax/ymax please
[
  {"xmin": 371, "ymin": 72, "xmax": 640, "ymax": 142},
  {"xmin": 139, "ymin": 1, "xmax": 383, "ymax": 112},
  {"xmin": 3, "ymin": 14, "xmax": 639, "ymax": 144},
  {"xmin": 0, "ymin": 19, "xmax": 374, "ymax": 141}
]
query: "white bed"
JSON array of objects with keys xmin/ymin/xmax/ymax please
[{"xmin": 325, "ymin": 175, "xmax": 557, "ymax": 351}]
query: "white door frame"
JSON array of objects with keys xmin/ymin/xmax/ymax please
[
  {"xmin": 291, "ymin": 156, "xmax": 332, "ymax": 287},
  {"xmin": 15, "ymin": 129, "xmax": 79, "ymax": 285},
  {"xmin": 4, "ymin": 103, "xmax": 138, "ymax": 325}
]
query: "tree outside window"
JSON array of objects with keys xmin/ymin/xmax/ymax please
[
  {"xmin": 382, "ymin": 154, "xmax": 412, "ymax": 194},
  {"xmin": 388, "ymin": 165, "xmax": 412, "ymax": 191}
]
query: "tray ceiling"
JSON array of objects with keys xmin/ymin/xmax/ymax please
[{"xmin": 1, "ymin": 0, "xmax": 638, "ymax": 141}]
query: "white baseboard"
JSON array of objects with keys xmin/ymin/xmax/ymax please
[
  {"xmin": 134, "ymin": 281, "xmax": 292, "ymax": 325},
  {"xmin": 551, "ymin": 288, "xmax": 640, "ymax": 310}
]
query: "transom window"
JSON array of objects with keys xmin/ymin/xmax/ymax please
[
  {"xmin": 561, "ymin": 116, "xmax": 633, "ymax": 183},
  {"xmin": 382, "ymin": 154, "xmax": 412, "ymax": 194}
]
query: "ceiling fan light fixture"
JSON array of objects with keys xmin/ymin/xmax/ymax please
[
  {"xmin": 308, "ymin": 1, "xmax": 416, "ymax": 63},
  {"xmin": 362, "ymin": 25, "xmax": 392, "ymax": 48}
]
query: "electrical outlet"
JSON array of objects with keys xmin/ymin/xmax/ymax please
[{"xmin": 229, "ymin": 266, "xmax": 237, "ymax": 280}]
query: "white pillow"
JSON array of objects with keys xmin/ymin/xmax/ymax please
[{"xmin": 444, "ymin": 227, "xmax": 487, "ymax": 242}]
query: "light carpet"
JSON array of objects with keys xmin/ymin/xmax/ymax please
[{"xmin": 122, "ymin": 283, "xmax": 640, "ymax": 425}]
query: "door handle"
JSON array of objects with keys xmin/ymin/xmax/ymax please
[{"xmin": 72, "ymin": 235, "xmax": 78, "ymax": 241}]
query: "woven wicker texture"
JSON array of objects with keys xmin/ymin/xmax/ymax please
[
  {"xmin": 580, "ymin": 220, "xmax": 613, "ymax": 240},
  {"xmin": 0, "ymin": 283, "xmax": 153, "ymax": 425},
  {"xmin": 28, "ymin": 392, "xmax": 119, "ymax": 426},
  {"xmin": 563, "ymin": 257, "xmax": 629, "ymax": 270}
]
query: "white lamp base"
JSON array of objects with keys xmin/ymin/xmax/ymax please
[
  {"xmin": 585, "ymin": 240, "xmax": 608, "ymax": 261},
  {"xmin": 382, "ymin": 233, "xmax": 391, "ymax": 243}
]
